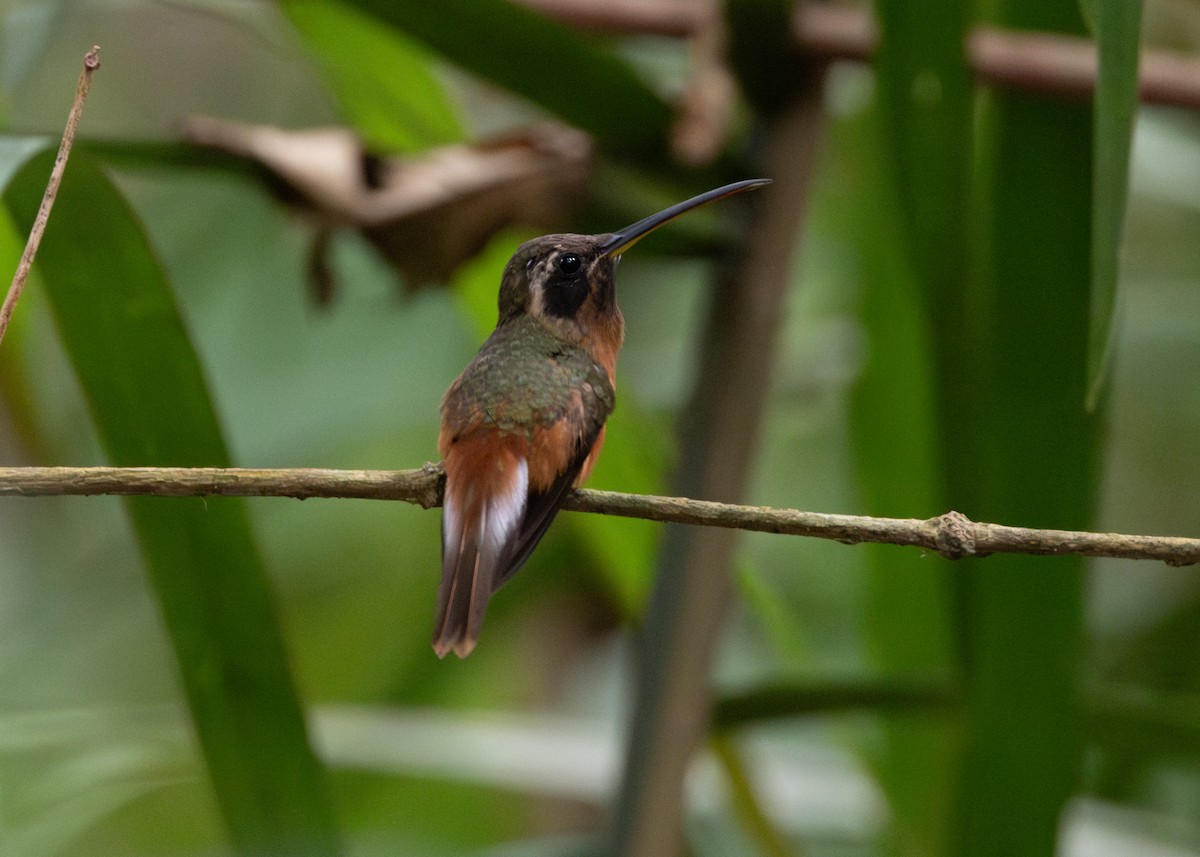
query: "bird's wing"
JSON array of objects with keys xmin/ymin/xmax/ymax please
[{"xmin": 490, "ymin": 425, "xmax": 600, "ymax": 592}]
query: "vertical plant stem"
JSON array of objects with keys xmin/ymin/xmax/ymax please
[
  {"xmin": 608, "ymin": 85, "xmax": 824, "ymax": 857},
  {"xmin": 862, "ymin": 1, "xmax": 973, "ymax": 852},
  {"xmin": 0, "ymin": 46, "xmax": 99, "ymax": 347}
]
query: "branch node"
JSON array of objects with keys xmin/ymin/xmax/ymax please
[
  {"xmin": 415, "ymin": 462, "xmax": 445, "ymax": 509},
  {"xmin": 2, "ymin": 467, "xmax": 1199, "ymax": 566},
  {"xmin": 933, "ymin": 510, "xmax": 980, "ymax": 560},
  {"xmin": 84, "ymin": 45, "xmax": 101, "ymax": 71}
]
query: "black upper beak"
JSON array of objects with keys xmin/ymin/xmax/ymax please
[{"xmin": 599, "ymin": 178, "xmax": 772, "ymax": 258}]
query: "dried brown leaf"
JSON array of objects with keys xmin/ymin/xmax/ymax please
[{"xmin": 182, "ymin": 116, "xmax": 594, "ymax": 292}]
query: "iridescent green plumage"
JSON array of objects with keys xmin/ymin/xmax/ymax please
[{"xmin": 442, "ymin": 314, "xmax": 615, "ymax": 444}]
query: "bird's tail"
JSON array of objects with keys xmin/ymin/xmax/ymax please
[{"xmin": 433, "ymin": 451, "xmax": 529, "ymax": 658}]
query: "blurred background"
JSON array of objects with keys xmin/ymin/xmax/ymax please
[{"xmin": 0, "ymin": 1, "xmax": 1199, "ymax": 856}]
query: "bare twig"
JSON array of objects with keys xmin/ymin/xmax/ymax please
[
  {"xmin": 967, "ymin": 27, "xmax": 1200, "ymax": 109},
  {"xmin": 806, "ymin": 6, "xmax": 1200, "ymax": 109},
  {"xmin": 514, "ymin": 0, "xmax": 705, "ymax": 37},
  {"xmin": 0, "ymin": 46, "xmax": 100, "ymax": 348},
  {"xmin": 816, "ymin": 5, "xmax": 1200, "ymax": 109},
  {"xmin": 790, "ymin": 2, "xmax": 875, "ymax": 62},
  {"xmin": 516, "ymin": 0, "xmax": 1200, "ymax": 111},
  {"xmin": 799, "ymin": 5, "xmax": 1200, "ymax": 109},
  {"xmin": 1, "ymin": 467, "xmax": 1195, "ymax": 567}
]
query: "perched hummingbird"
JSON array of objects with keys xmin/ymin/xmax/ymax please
[{"xmin": 434, "ymin": 178, "xmax": 770, "ymax": 658}]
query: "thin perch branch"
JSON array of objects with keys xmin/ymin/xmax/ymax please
[
  {"xmin": 0, "ymin": 46, "xmax": 100, "ymax": 347},
  {"xmin": 0, "ymin": 466, "xmax": 1196, "ymax": 567}
]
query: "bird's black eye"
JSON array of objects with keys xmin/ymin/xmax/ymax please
[{"xmin": 556, "ymin": 253, "xmax": 582, "ymax": 275}]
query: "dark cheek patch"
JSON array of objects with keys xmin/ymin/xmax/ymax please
[{"xmin": 543, "ymin": 275, "xmax": 589, "ymax": 319}]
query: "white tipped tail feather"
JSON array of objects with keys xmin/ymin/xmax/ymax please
[{"xmin": 433, "ymin": 456, "xmax": 529, "ymax": 658}]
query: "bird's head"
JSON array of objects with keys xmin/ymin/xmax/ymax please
[{"xmin": 495, "ymin": 178, "xmax": 771, "ymax": 348}]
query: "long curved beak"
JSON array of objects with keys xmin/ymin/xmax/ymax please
[{"xmin": 599, "ymin": 178, "xmax": 772, "ymax": 258}]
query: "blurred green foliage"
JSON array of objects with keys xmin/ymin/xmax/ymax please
[
  {"xmin": 0, "ymin": 1, "xmax": 1197, "ymax": 857},
  {"xmin": 4, "ymin": 147, "xmax": 340, "ymax": 856}
]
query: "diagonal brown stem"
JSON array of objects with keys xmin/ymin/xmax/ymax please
[{"xmin": 0, "ymin": 46, "xmax": 100, "ymax": 348}]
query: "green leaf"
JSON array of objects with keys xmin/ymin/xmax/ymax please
[
  {"xmin": 712, "ymin": 678, "xmax": 956, "ymax": 732},
  {"xmin": 1077, "ymin": 0, "xmax": 1097, "ymax": 32},
  {"xmin": 868, "ymin": 0, "xmax": 1101, "ymax": 852},
  {"xmin": 2, "ymin": 148, "xmax": 341, "ymax": 857},
  {"xmin": 859, "ymin": 0, "xmax": 974, "ymax": 848},
  {"xmin": 872, "ymin": 0, "xmax": 977, "ymax": 469},
  {"xmin": 0, "ymin": 205, "xmax": 44, "ymax": 458},
  {"xmin": 1087, "ymin": 0, "xmax": 1143, "ymax": 407},
  {"xmin": 323, "ymin": 0, "xmax": 674, "ymax": 162},
  {"xmin": 954, "ymin": 3, "xmax": 1100, "ymax": 854},
  {"xmin": 842, "ymin": 101, "xmax": 961, "ymax": 856},
  {"xmin": 282, "ymin": 0, "xmax": 463, "ymax": 153}
]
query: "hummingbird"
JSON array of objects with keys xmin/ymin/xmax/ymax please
[{"xmin": 433, "ymin": 178, "xmax": 770, "ymax": 658}]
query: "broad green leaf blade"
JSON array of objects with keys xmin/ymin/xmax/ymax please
[
  {"xmin": 1088, "ymin": 0, "xmax": 1143, "ymax": 407},
  {"xmin": 872, "ymin": 0, "xmax": 976, "ymax": 465},
  {"xmin": 321, "ymin": 0, "xmax": 674, "ymax": 161},
  {"xmin": 283, "ymin": 0, "xmax": 463, "ymax": 153},
  {"xmin": 957, "ymin": 2, "xmax": 1100, "ymax": 853},
  {"xmin": 861, "ymin": 0, "xmax": 973, "ymax": 849},
  {"xmin": 841, "ymin": 102, "xmax": 960, "ymax": 856},
  {"xmin": 0, "ymin": 205, "xmax": 45, "ymax": 459},
  {"xmin": 2, "ymin": 149, "xmax": 340, "ymax": 857}
]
